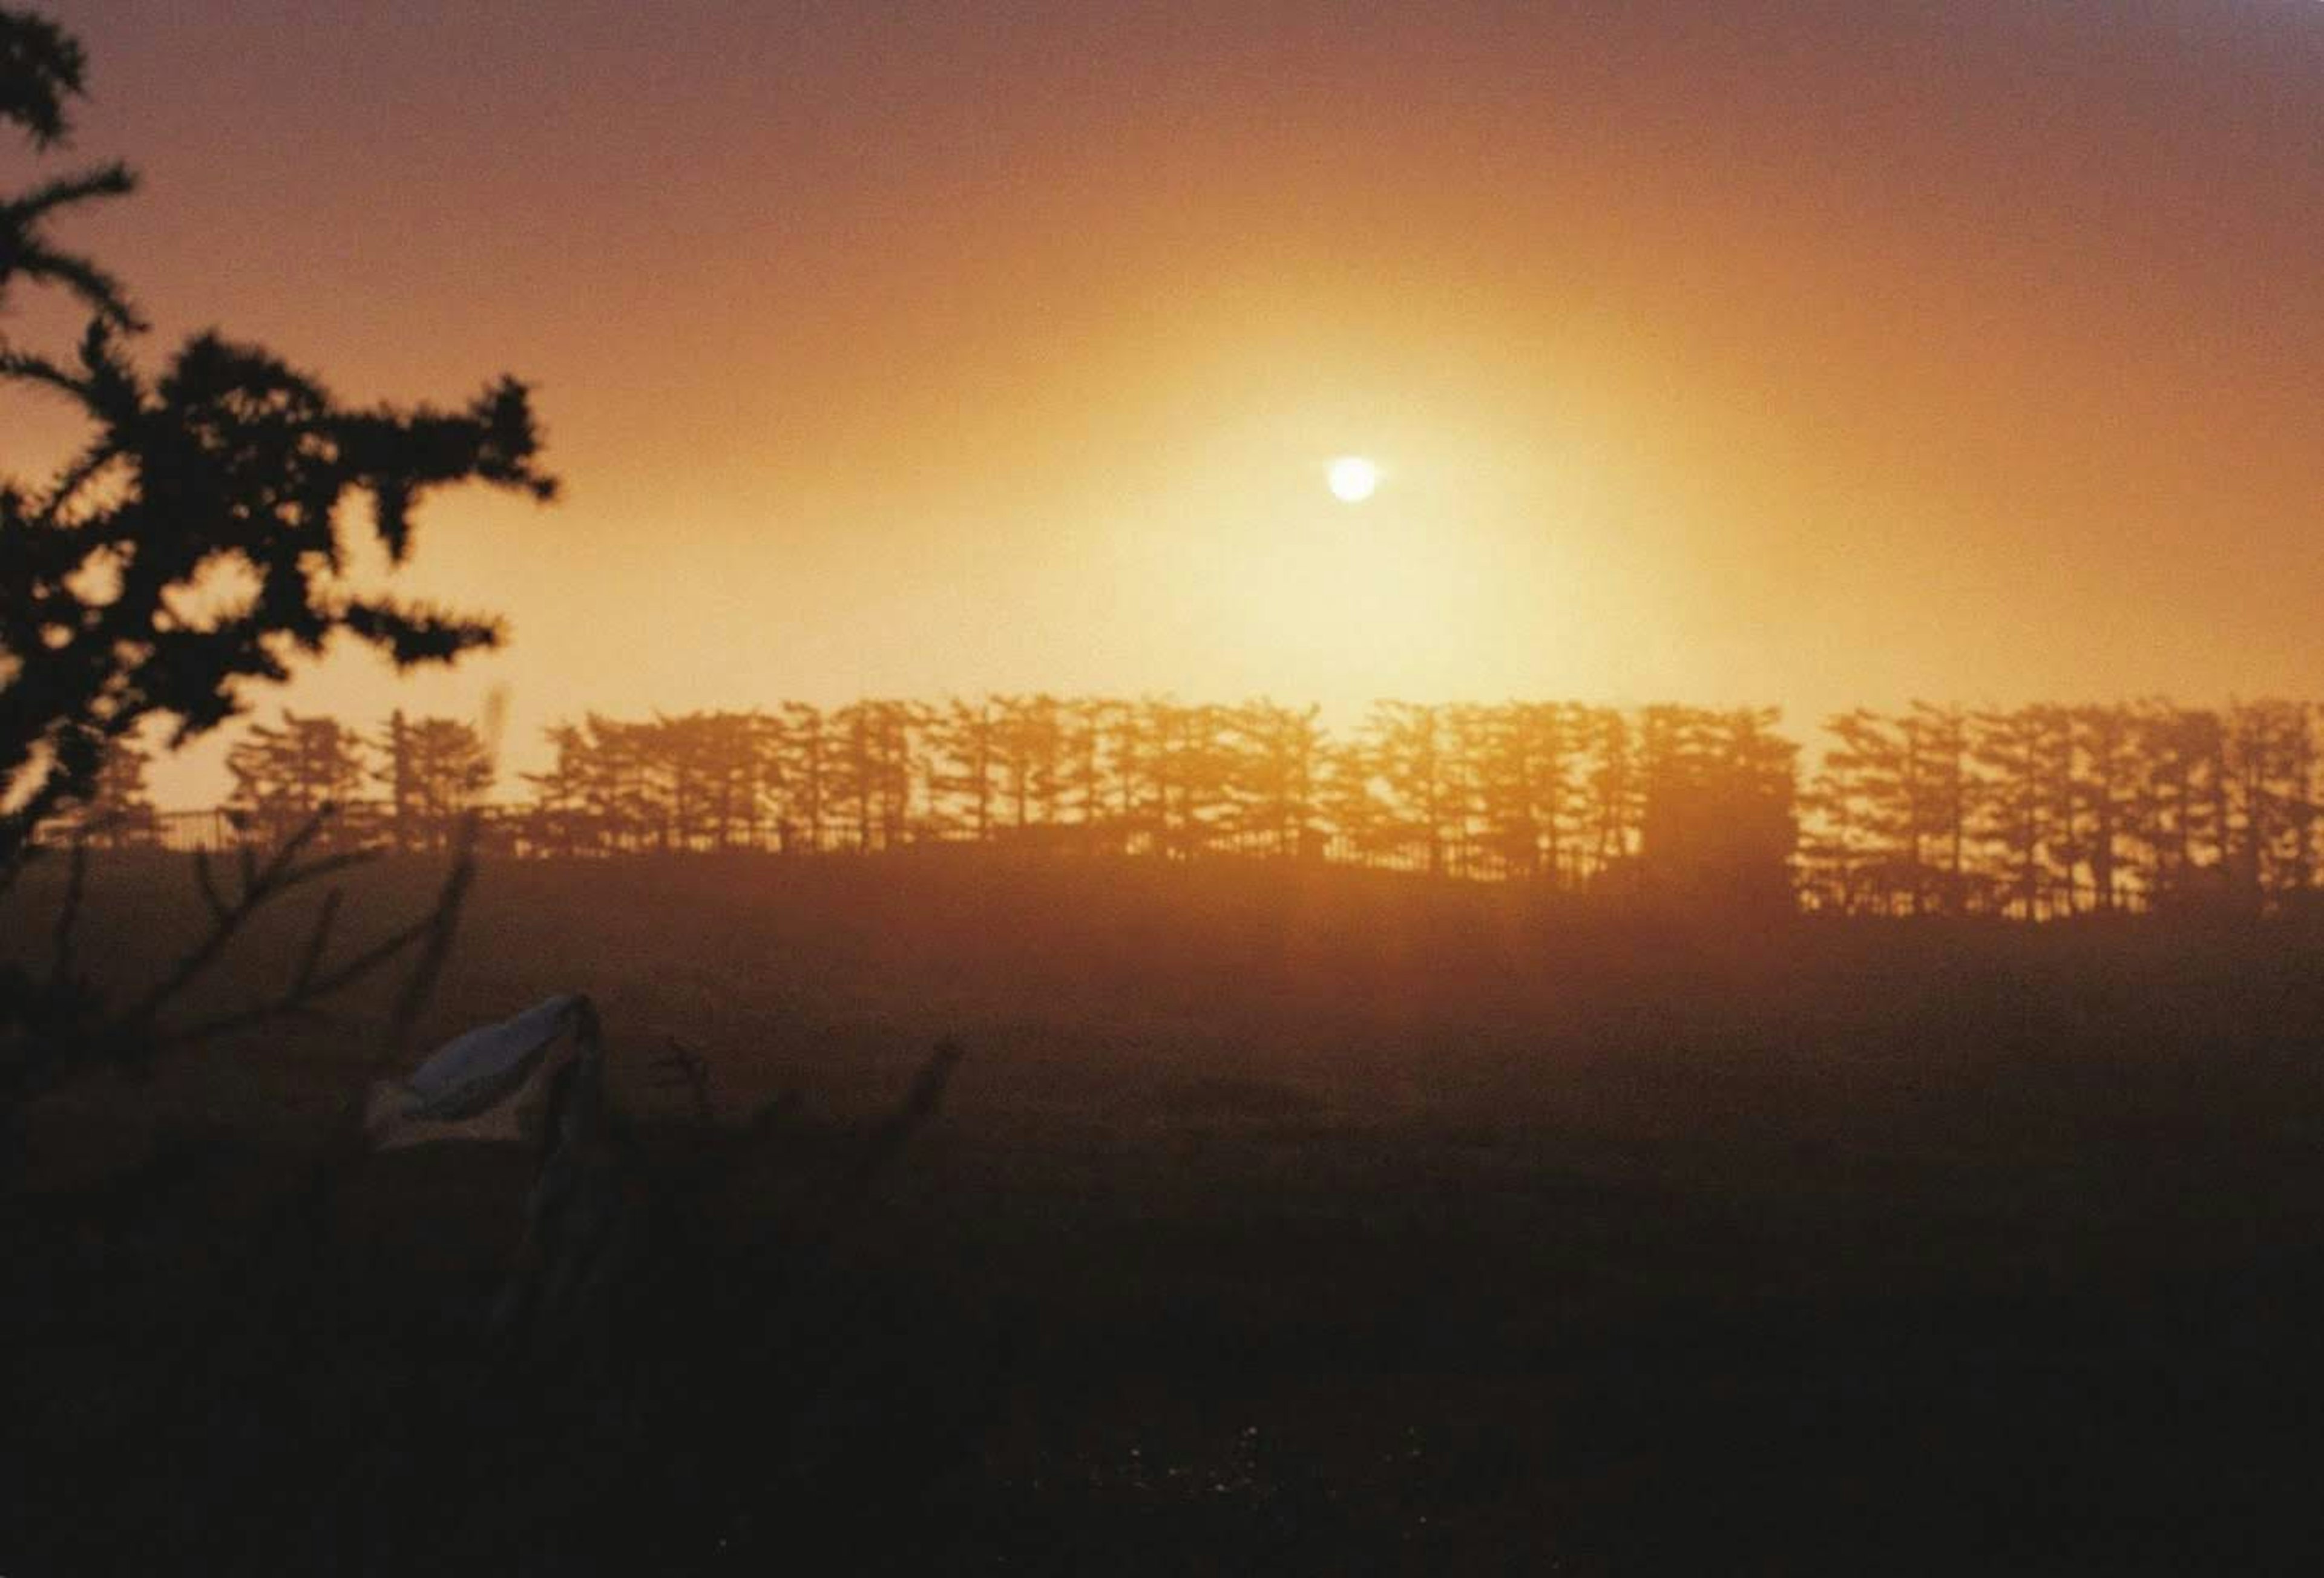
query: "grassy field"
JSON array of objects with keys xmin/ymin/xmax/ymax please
[{"xmin": 10, "ymin": 848, "xmax": 2324, "ymax": 1573}]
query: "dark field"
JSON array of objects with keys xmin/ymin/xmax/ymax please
[{"xmin": 10, "ymin": 850, "xmax": 2324, "ymax": 1573}]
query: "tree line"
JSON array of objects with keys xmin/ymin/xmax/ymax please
[
  {"xmin": 510, "ymin": 699, "xmax": 1797, "ymax": 900},
  {"xmin": 55, "ymin": 696, "xmax": 2324, "ymax": 918},
  {"xmin": 1802, "ymin": 701, "xmax": 2324, "ymax": 919},
  {"xmin": 61, "ymin": 709, "xmax": 494, "ymax": 856}
]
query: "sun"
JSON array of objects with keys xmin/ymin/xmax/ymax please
[{"xmin": 1327, "ymin": 455, "xmax": 1380, "ymax": 503}]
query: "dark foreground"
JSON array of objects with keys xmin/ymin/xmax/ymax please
[{"xmin": 9, "ymin": 851, "xmax": 2324, "ymax": 1574}]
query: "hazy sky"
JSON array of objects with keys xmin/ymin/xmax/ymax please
[{"xmin": 10, "ymin": 0, "xmax": 2324, "ymax": 802}]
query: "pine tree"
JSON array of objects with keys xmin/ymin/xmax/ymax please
[
  {"xmin": 226, "ymin": 710, "xmax": 369, "ymax": 846},
  {"xmin": 775, "ymin": 704, "xmax": 830, "ymax": 853},
  {"xmin": 928, "ymin": 698, "xmax": 1000, "ymax": 845},
  {"xmin": 1905, "ymin": 702, "xmax": 1975, "ymax": 914},
  {"xmin": 1229, "ymin": 699, "xmax": 1327, "ymax": 859},
  {"xmin": 65, "ymin": 735, "xmax": 159, "ymax": 846},
  {"xmin": 522, "ymin": 722, "xmax": 596, "ymax": 857},
  {"xmin": 373, "ymin": 713, "xmax": 493, "ymax": 851},
  {"xmin": 0, "ymin": 8, "xmax": 553, "ymax": 863},
  {"xmin": 1367, "ymin": 701, "xmax": 1457, "ymax": 876}
]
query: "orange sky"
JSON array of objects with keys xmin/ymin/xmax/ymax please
[{"xmin": 9, "ymin": 0, "xmax": 2324, "ymax": 805}]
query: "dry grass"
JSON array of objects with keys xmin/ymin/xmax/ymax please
[{"xmin": 10, "ymin": 848, "xmax": 2324, "ymax": 1572}]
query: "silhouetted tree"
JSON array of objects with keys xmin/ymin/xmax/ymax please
[
  {"xmin": 2134, "ymin": 704, "xmax": 2229, "ymax": 912},
  {"xmin": 775, "ymin": 702, "xmax": 832, "ymax": 852},
  {"xmin": 2217, "ymin": 699, "xmax": 2316, "ymax": 911},
  {"xmin": 572, "ymin": 713, "xmax": 658, "ymax": 851},
  {"xmin": 2070, "ymin": 704, "xmax": 2137, "ymax": 914},
  {"xmin": 0, "ymin": 8, "xmax": 134, "ymax": 333},
  {"xmin": 2125, "ymin": 701, "xmax": 2185, "ymax": 905},
  {"xmin": 1466, "ymin": 702, "xmax": 1580, "ymax": 883},
  {"xmin": 1141, "ymin": 698, "xmax": 1237, "ymax": 859},
  {"xmin": 1108, "ymin": 699, "xmax": 1163, "ymax": 854},
  {"xmin": 1971, "ymin": 707, "xmax": 2052, "ymax": 920},
  {"xmin": 686, "ymin": 709, "xmax": 775, "ymax": 851},
  {"xmin": 1816, "ymin": 709, "xmax": 1912, "ymax": 914},
  {"xmin": 1800, "ymin": 716, "xmax": 1869, "ymax": 914},
  {"xmin": 419, "ymin": 691, "xmax": 2324, "ymax": 920},
  {"xmin": 226, "ymin": 710, "xmax": 369, "ymax": 846},
  {"xmin": 890, "ymin": 700, "xmax": 934, "ymax": 845},
  {"xmin": 929, "ymin": 698, "xmax": 1000, "ymax": 844},
  {"xmin": 0, "ymin": 7, "xmax": 553, "ymax": 869},
  {"xmin": 1368, "ymin": 701, "xmax": 1458, "ymax": 876},
  {"xmin": 61, "ymin": 734, "xmax": 158, "ymax": 846},
  {"xmin": 1581, "ymin": 707, "xmax": 1640, "ymax": 888},
  {"xmin": 375, "ymin": 710, "xmax": 493, "ymax": 851},
  {"xmin": 1905, "ymin": 702, "xmax": 1975, "ymax": 914},
  {"xmin": 2030, "ymin": 703, "xmax": 2084, "ymax": 917},
  {"xmin": 1630, "ymin": 706, "xmax": 1798, "ymax": 910},
  {"xmin": 1319, "ymin": 734, "xmax": 1391, "ymax": 866},
  {"xmin": 983, "ymin": 694, "xmax": 1068, "ymax": 842},
  {"xmin": 523, "ymin": 721, "xmax": 599, "ymax": 857},
  {"xmin": 1230, "ymin": 699, "xmax": 1327, "ymax": 859},
  {"xmin": 847, "ymin": 699, "xmax": 923, "ymax": 850},
  {"xmin": 378, "ymin": 710, "xmax": 418, "ymax": 852},
  {"xmin": 1061, "ymin": 698, "xmax": 1116, "ymax": 851}
]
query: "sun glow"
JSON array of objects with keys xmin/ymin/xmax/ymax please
[{"xmin": 1327, "ymin": 455, "xmax": 1380, "ymax": 503}]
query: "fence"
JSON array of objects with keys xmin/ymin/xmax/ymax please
[{"xmin": 45, "ymin": 802, "xmax": 1540, "ymax": 882}]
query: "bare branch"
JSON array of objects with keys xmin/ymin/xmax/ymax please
[
  {"xmin": 839, "ymin": 1038, "xmax": 968, "ymax": 1202},
  {"xmin": 192, "ymin": 850, "xmax": 228, "ymax": 924},
  {"xmin": 48, "ymin": 837, "xmax": 86, "ymax": 987},
  {"xmin": 145, "ymin": 854, "xmax": 457, "ymax": 1053},
  {"xmin": 116, "ymin": 806, "xmax": 372, "ymax": 1037},
  {"xmin": 379, "ymin": 809, "xmax": 478, "ymax": 1066},
  {"xmin": 289, "ymin": 888, "xmax": 342, "ymax": 997},
  {"xmin": 0, "ymin": 843, "xmax": 35, "ymax": 903}
]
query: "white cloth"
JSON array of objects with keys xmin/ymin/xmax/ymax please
[{"xmin": 364, "ymin": 994, "xmax": 594, "ymax": 1151}]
